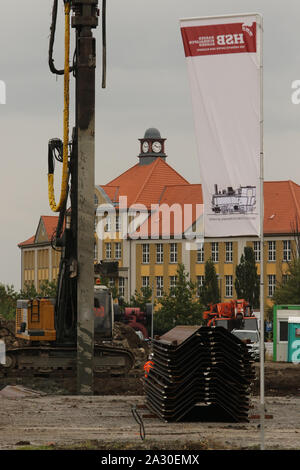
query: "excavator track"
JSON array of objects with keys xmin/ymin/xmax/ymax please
[{"xmin": 0, "ymin": 344, "xmax": 135, "ymax": 378}]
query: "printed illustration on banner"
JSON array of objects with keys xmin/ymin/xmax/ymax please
[{"xmin": 211, "ymin": 184, "xmax": 256, "ymax": 215}]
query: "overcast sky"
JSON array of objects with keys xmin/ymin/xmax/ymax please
[{"xmin": 1, "ymin": 0, "xmax": 300, "ymax": 289}]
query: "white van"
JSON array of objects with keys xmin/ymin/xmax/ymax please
[{"xmin": 231, "ymin": 329, "xmax": 260, "ymax": 361}]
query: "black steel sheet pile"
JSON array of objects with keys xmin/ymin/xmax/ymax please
[{"xmin": 143, "ymin": 325, "xmax": 255, "ymax": 423}]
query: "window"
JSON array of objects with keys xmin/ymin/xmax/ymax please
[
  {"xmin": 115, "ymin": 215, "xmax": 121, "ymax": 232},
  {"xmin": 282, "ymin": 274, "xmax": 290, "ymax": 284},
  {"xmin": 94, "ymin": 194, "xmax": 98, "ymax": 206},
  {"xmin": 253, "ymin": 241, "xmax": 261, "ymax": 262},
  {"xmin": 225, "ymin": 242, "xmax": 233, "ymax": 262},
  {"xmin": 196, "ymin": 244, "xmax": 204, "ymax": 263},
  {"xmin": 156, "ymin": 244, "xmax": 164, "ymax": 263},
  {"xmin": 142, "ymin": 276, "xmax": 150, "ymax": 289},
  {"xmin": 156, "ymin": 276, "xmax": 164, "ymax": 297},
  {"xmin": 94, "ymin": 243, "xmax": 97, "ymax": 260},
  {"xmin": 118, "ymin": 277, "xmax": 125, "ymax": 297},
  {"xmin": 268, "ymin": 241, "xmax": 276, "ymax": 261},
  {"xmin": 142, "ymin": 244, "xmax": 150, "ymax": 264},
  {"xmin": 196, "ymin": 275, "xmax": 204, "ymax": 297},
  {"xmin": 104, "ymin": 214, "xmax": 111, "ymax": 232},
  {"xmin": 268, "ymin": 274, "xmax": 276, "ymax": 297},
  {"xmin": 169, "ymin": 276, "xmax": 177, "ymax": 297},
  {"xmin": 105, "ymin": 242, "xmax": 111, "ymax": 259},
  {"xmin": 279, "ymin": 321, "xmax": 288, "ymax": 342},
  {"xmin": 169, "ymin": 276, "xmax": 177, "ymax": 293},
  {"xmin": 283, "ymin": 240, "xmax": 291, "ymax": 262},
  {"xmin": 211, "ymin": 242, "xmax": 219, "ymax": 262},
  {"xmin": 115, "ymin": 242, "xmax": 122, "ymax": 259},
  {"xmin": 109, "ymin": 277, "xmax": 115, "ymax": 288},
  {"xmin": 225, "ymin": 275, "xmax": 233, "ymax": 298},
  {"xmin": 170, "ymin": 243, "xmax": 178, "ymax": 263}
]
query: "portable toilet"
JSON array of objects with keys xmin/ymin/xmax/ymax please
[
  {"xmin": 287, "ymin": 317, "xmax": 300, "ymax": 363},
  {"xmin": 273, "ymin": 305, "xmax": 300, "ymax": 361}
]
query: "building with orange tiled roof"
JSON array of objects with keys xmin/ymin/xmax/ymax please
[
  {"xmin": 18, "ymin": 215, "xmax": 61, "ymax": 290},
  {"xmin": 18, "ymin": 128, "xmax": 300, "ymax": 316}
]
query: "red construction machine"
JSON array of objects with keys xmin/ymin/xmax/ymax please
[
  {"xmin": 203, "ymin": 299, "xmax": 258, "ymax": 332},
  {"xmin": 122, "ymin": 308, "xmax": 150, "ymax": 341}
]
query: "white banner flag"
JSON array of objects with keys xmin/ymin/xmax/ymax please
[{"xmin": 180, "ymin": 14, "xmax": 262, "ymax": 237}]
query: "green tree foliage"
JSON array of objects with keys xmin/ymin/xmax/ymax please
[
  {"xmin": 19, "ymin": 280, "xmax": 58, "ymax": 299},
  {"xmin": 99, "ymin": 276, "xmax": 122, "ymax": 301},
  {"xmin": 19, "ymin": 282, "xmax": 38, "ymax": 300},
  {"xmin": 272, "ymin": 257, "xmax": 300, "ymax": 305},
  {"xmin": 129, "ymin": 286, "xmax": 153, "ymax": 311},
  {"xmin": 39, "ymin": 280, "xmax": 58, "ymax": 298},
  {"xmin": 200, "ymin": 259, "xmax": 220, "ymax": 306},
  {"xmin": 0, "ymin": 280, "xmax": 58, "ymax": 320},
  {"xmin": 235, "ymin": 247, "xmax": 260, "ymax": 308},
  {"xmin": 0, "ymin": 284, "xmax": 19, "ymax": 319},
  {"xmin": 155, "ymin": 264, "xmax": 203, "ymax": 334}
]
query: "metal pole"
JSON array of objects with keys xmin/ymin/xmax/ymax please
[
  {"xmin": 72, "ymin": 0, "xmax": 99, "ymax": 395},
  {"xmin": 151, "ymin": 278, "xmax": 155, "ymax": 339},
  {"xmin": 218, "ymin": 275, "xmax": 222, "ymax": 302},
  {"xmin": 258, "ymin": 15, "xmax": 265, "ymax": 450}
]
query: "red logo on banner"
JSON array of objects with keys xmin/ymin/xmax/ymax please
[{"xmin": 181, "ymin": 22, "xmax": 256, "ymax": 57}]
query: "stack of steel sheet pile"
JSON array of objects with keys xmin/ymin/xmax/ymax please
[
  {"xmin": 143, "ymin": 325, "xmax": 254, "ymax": 423},
  {"xmin": 199, "ymin": 326, "xmax": 255, "ymax": 422}
]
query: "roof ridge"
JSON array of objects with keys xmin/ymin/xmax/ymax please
[
  {"xmin": 158, "ymin": 185, "xmax": 167, "ymax": 205},
  {"xmin": 105, "ymin": 162, "xmax": 140, "ymax": 185},
  {"xmin": 264, "ymin": 180, "xmax": 293, "ymax": 184},
  {"xmin": 288, "ymin": 180, "xmax": 300, "ymax": 219},
  {"xmin": 133, "ymin": 158, "xmax": 161, "ymax": 204},
  {"xmin": 159, "ymin": 158, "xmax": 190, "ymax": 184},
  {"xmin": 133, "ymin": 158, "xmax": 190, "ymax": 204},
  {"xmin": 18, "ymin": 235, "xmax": 35, "ymax": 247},
  {"xmin": 163, "ymin": 183, "xmax": 202, "ymax": 188}
]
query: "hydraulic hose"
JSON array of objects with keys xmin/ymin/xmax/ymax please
[{"xmin": 48, "ymin": 1, "xmax": 71, "ymax": 212}]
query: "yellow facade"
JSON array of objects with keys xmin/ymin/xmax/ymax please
[
  {"xmin": 133, "ymin": 238, "xmax": 295, "ymax": 314},
  {"xmin": 21, "ymin": 246, "xmax": 61, "ymax": 291},
  {"xmin": 24, "ymin": 250, "xmax": 35, "ymax": 284},
  {"xmin": 19, "ymin": 192, "xmax": 296, "ymax": 320}
]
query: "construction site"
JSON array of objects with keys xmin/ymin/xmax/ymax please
[
  {"xmin": 1, "ymin": 309, "xmax": 300, "ymax": 451},
  {"xmin": 1, "ymin": 0, "xmax": 300, "ymax": 455}
]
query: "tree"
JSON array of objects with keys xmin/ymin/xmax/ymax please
[
  {"xmin": 129, "ymin": 286, "xmax": 153, "ymax": 311},
  {"xmin": 19, "ymin": 282, "xmax": 38, "ymax": 300},
  {"xmin": 272, "ymin": 257, "xmax": 300, "ymax": 305},
  {"xmin": 19, "ymin": 280, "xmax": 58, "ymax": 299},
  {"xmin": 155, "ymin": 263, "xmax": 203, "ymax": 334},
  {"xmin": 200, "ymin": 259, "xmax": 220, "ymax": 306},
  {"xmin": 0, "ymin": 284, "xmax": 18, "ymax": 319},
  {"xmin": 39, "ymin": 280, "xmax": 57, "ymax": 298},
  {"xmin": 235, "ymin": 247, "xmax": 260, "ymax": 308},
  {"xmin": 98, "ymin": 276, "xmax": 119, "ymax": 300},
  {"xmin": 270, "ymin": 216, "xmax": 300, "ymax": 308}
]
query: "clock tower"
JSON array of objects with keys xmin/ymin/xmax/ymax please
[{"xmin": 138, "ymin": 128, "xmax": 167, "ymax": 165}]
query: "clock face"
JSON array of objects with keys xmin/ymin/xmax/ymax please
[
  {"xmin": 142, "ymin": 141, "xmax": 149, "ymax": 153},
  {"xmin": 152, "ymin": 141, "xmax": 162, "ymax": 153}
]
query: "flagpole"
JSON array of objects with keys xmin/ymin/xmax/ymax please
[{"xmin": 258, "ymin": 14, "xmax": 265, "ymax": 451}]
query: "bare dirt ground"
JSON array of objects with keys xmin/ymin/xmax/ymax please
[
  {"xmin": 0, "ymin": 362, "xmax": 299, "ymax": 450},
  {"xmin": 0, "ymin": 394, "xmax": 299, "ymax": 450}
]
